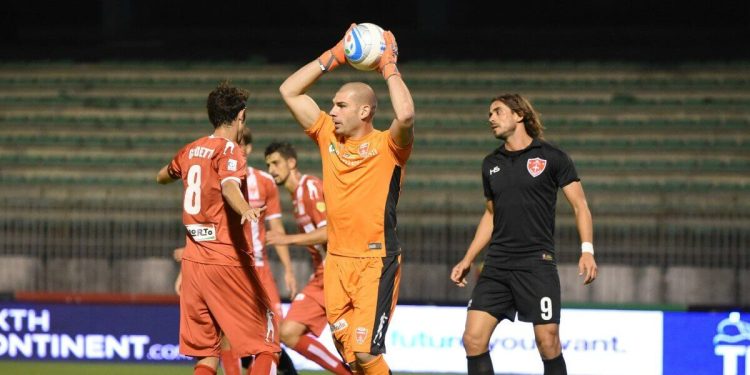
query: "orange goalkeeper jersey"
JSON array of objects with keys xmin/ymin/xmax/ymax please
[{"xmin": 305, "ymin": 112, "xmax": 412, "ymax": 258}]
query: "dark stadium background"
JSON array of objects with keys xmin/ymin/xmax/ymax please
[
  {"xmin": 1, "ymin": 2, "xmax": 749, "ymax": 373},
  {"xmin": 2, "ymin": 0, "xmax": 748, "ymax": 61}
]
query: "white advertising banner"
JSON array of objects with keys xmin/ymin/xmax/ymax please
[{"xmin": 287, "ymin": 305, "xmax": 663, "ymax": 374}]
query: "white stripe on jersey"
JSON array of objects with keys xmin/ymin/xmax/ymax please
[
  {"xmin": 295, "ymin": 175, "xmax": 308, "ymax": 216},
  {"xmin": 247, "ymin": 168, "xmax": 260, "ymax": 200},
  {"xmin": 221, "ymin": 176, "xmax": 242, "ymax": 186},
  {"xmin": 265, "ymin": 213, "xmax": 282, "ymax": 221},
  {"xmin": 298, "ymin": 177, "xmax": 325, "ymax": 253},
  {"xmin": 247, "ymin": 168, "xmax": 264, "ymax": 265},
  {"xmin": 306, "ymin": 178, "xmax": 319, "ymax": 200},
  {"xmin": 257, "ymin": 170, "xmax": 276, "ymax": 185}
]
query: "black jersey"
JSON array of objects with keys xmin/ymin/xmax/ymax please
[{"xmin": 481, "ymin": 139, "xmax": 579, "ymax": 268}]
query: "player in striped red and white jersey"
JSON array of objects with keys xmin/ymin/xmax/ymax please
[
  {"xmin": 265, "ymin": 141, "xmax": 352, "ymax": 375},
  {"xmin": 238, "ymin": 128, "xmax": 299, "ymax": 375}
]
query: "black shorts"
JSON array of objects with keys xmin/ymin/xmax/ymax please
[{"xmin": 468, "ymin": 264, "xmax": 561, "ymax": 324}]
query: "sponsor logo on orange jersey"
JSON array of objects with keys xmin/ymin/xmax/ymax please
[
  {"xmin": 331, "ymin": 319, "xmax": 348, "ymax": 332},
  {"xmin": 358, "ymin": 142, "xmax": 370, "ymax": 157},
  {"xmin": 329, "ymin": 141, "xmax": 379, "ymax": 167}
]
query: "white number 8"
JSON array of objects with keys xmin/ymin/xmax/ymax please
[
  {"xmin": 184, "ymin": 165, "xmax": 201, "ymax": 215},
  {"xmin": 540, "ymin": 296, "xmax": 553, "ymax": 321}
]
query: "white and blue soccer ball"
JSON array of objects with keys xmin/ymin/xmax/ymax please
[{"xmin": 344, "ymin": 23, "xmax": 386, "ymax": 71}]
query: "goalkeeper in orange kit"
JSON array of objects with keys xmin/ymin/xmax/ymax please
[{"xmin": 279, "ymin": 24, "xmax": 415, "ymax": 374}]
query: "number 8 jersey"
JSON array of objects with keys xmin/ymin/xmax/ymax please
[{"xmin": 167, "ymin": 135, "xmax": 251, "ymax": 266}]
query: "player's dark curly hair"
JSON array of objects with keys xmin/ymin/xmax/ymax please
[
  {"xmin": 264, "ymin": 141, "xmax": 298, "ymax": 161},
  {"xmin": 492, "ymin": 94, "xmax": 545, "ymax": 139},
  {"xmin": 207, "ymin": 81, "xmax": 249, "ymax": 128}
]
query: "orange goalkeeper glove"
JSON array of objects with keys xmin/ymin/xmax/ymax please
[
  {"xmin": 317, "ymin": 24, "xmax": 355, "ymax": 73},
  {"xmin": 378, "ymin": 30, "xmax": 400, "ymax": 80}
]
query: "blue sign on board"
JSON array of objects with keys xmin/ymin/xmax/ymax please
[
  {"xmin": 0, "ymin": 301, "xmax": 187, "ymax": 362},
  {"xmin": 663, "ymin": 311, "xmax": 750, "ymax": 375}
]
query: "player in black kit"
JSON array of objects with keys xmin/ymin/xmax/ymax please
[{"xmin": 450, "ymin": 94, "xmax": 598, "ymax": 375}]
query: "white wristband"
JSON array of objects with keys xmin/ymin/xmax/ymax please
[{"xmin": 581, "ymin": 242, "xmax": 594, "ymax": 255}]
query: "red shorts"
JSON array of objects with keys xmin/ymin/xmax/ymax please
[
  {"xmin": 255, "ymin": 263, "xmax": 282, "ymax": 317},
  {"xmin": 285, "ymin": 272, "xmax": 327, "ymax": 336},
  {"xmin": 179, "ymin": 260, "xmax": 280, "ymax": 358}
]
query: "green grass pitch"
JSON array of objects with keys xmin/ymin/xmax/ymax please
[
  {"xmin": 0, "ymin": 360, "xmax": 455, "ymax": 375},
  {"xmin": 0, "ymin": 361, "xmax": 325, "ymax": 375}
]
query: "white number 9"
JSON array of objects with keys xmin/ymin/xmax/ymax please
[{"xmin": 540, "ymin": 296, "xmax": 553, "ymax": 321}]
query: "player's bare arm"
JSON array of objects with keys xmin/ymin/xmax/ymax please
[
  {"xmin": 268, "ymin": 217, "xmax": 297, "ymax": 298},
  {"xmin": 278, "ymin": 61, "xmax": 324, "ymax": 130},
  {"xmin": 267, "ymin": 226, "xmax": 327, "ymax": 247},
  {"xmin": 279, "ymin": 25, "xmax": 356, "ymax": 130},
  {"xmin": 562, "ymin": 181, "xmax": 598, "ymax": 285},
  {"xmin": 174, "ymin": 271, "xmax": 182, "ymax": 295},
  {"xmin": 156, "ymin": 164, "xmax": 177, "ymax": 184},
  {"xmin": 379, "ymin": 31, "xmax": 415, "ymax": 148},
  {"xmin": 173, "ymin": 247, "xmax": 184, "ymax": 262},
  {"xmin": 386, "ymin": 75, "xmax": 415, "ymax": 147},
  {"xmin": 451, "ymin": 200, "xmax": 494, "ymax": 287},
  {"xmin": 221, "ymin": 179, "xmax": 264, "ymax": 224},
  {"xmin": 172, "ymin": 248, "xmax": 184, "ymax": 295}
]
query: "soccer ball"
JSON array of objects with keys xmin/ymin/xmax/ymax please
[{"xmin": 344, "ymin": 23, "xmax": 386, "ymax": 71}]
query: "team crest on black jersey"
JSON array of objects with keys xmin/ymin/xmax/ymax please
[{"xmin": 527, "ymin": 158, "xmax": 547, "ymax": 177}]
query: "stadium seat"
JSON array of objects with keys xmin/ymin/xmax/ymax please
[
  {"xmin": 112, "ymin": 257, "xmax": 179, "ymax": 294},
  {"xmin": 590, "ymin": 265, "xmax": 637, "ymax": 303},
  {"xmin": 664, "ymin": 266, "xmax": 736, "ymax": 305},
  {"xmin": 44, "ymin": 258, "xmax": 111, "ymax": 293},
  {"xmin": 559, "ymin": 264, "xmax": 592, "ymax": 303},
  {"xmin": 0, "ymin": 256, "xmax": 40, "ymax": 292},
  {"xmin": 740, "ymin": 271, "xmax": 750, "ymax": 306},
  {"xmin": 587, "ymin": 265, "xmax": 662, "ymax": 304}
]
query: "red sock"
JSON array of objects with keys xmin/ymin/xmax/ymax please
[
  {"xmin": 293, "ymin": 334, "xmax": 352, "ymax": 375},
  {"xmin": 220, "ymin": 349, "xmax": 242, "ymax": 375},
  {"xmin": 248, "ymin": 352, "xmax": 278, "ymax": 375},
  {"xmin": 194, "ymin": 364, "xmax": 217, "ymax": 375},
  {"xmin": 360, "ymin": 355, "xmax": 390, "ymax": 375}
]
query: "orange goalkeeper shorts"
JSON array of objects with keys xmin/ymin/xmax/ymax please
[{"xmin": 323, "ymin": 254, "xmax": 401, "ymax": 363}]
